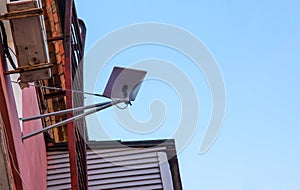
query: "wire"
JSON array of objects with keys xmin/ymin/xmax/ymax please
[
  {"xmin": 11, "ymin": 81, "xmax": 130, "ymax": 110},
  {"xmin": 11, "ymin": 80, "xmax": 107, "ymax": 98},
  {"xmin": 8, "ymin": 46, "xmax": 17, "ymax": 57},
  {"xmin": 0, "ymin": 21, "xmax": 17, "ymax": 70}
]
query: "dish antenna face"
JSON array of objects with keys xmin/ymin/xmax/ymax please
[{"xmin": 103, "ymin": 67, "xmax": 147, "ymax": 102}]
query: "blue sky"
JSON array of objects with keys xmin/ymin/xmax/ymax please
[{"xmin": 75, "ymin": 1, "xmax": 300, "ymax": 189}]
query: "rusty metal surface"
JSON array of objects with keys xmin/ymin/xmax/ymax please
[
  {"xmin": 62, "ymin": 0, "xmax": 87, "ymax": 189},
  {"xmin": 7, "ymin": 1, "xmax": 51, "ymax": 83}
]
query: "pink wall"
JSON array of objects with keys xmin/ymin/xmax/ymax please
[
  {"xmin": 0, "ymin": 62, "xmax": 47, "ymax": 189},
  {"xmin": 21, "ymin": 86, "xmax": 47, "ymax": 190}
]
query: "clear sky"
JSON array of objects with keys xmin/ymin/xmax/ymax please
[{"xmin": 75, "ymin": 1, "xmax": 300, "ymax": 189}]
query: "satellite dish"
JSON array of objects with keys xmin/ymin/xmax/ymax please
[
  {"xmin": 21, "ymin": 66, "xmax": 147, "ymax": 140},
  {"xmin": 103, "ymin": 66, "xmax": 147, "ymax": 102}
]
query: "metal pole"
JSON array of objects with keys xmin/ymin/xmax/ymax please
[
  {"xmin": 21, "ymin": 100, "xmax": 123, "ymax": 141},
  {"xmin": 20, "ymin": 101, "xmax": 112, "ymax": 122}
]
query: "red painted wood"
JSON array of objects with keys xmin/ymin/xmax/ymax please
[{"xmin": 0, "ymin": 34, "xmax": 47, "ymax": 190}]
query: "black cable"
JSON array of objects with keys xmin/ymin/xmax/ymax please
[
  {"xmin": 0, "ymin": 21, "xmax": 17, "ymax": 70},
  {"xmin": 11, "ymin": 80, "xmax": 131, "ymax": 109},
  {"xmin": 8, "ymin": 46, "xmax": 17, "ymax": 57},
  {"xmin": 11, "ymin": 80, "xmax": 107, "ymax": 98}
]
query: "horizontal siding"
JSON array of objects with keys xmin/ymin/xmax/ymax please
[
  {"xmin": 86, "ymin": 148, "xmax": 163, "ymax": 189},
  {"xmin": 88, "ymin": 170, "xmax": 161, "ymax": 181},
  {"xmin": 88, "ymin": 179, "xmax": 163, "ymax": 190},
  {"xmin": 88, "ymin": 157, "xmax": 159, "ymax": 171},
  {"xmin": 47, "ymin": 147, "xmax": 167, "ymax": 189},
  {"xmin": 47, "ymin": 151, "xmax": 71, "ymax": 190}
]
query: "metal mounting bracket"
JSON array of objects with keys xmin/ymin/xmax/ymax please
[
  {"xmin": 21, "ymin": 100, "xmax": 126, "ymax": 141},
  {"xmin": 0, "ymin": 8, "xmax": 43, "ymax": 21},
  {"xmin": 4, "ymin": 63, "xmax": 53, "ymax": 75}
]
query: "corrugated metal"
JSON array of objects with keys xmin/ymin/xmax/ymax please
[
  {"xmin": 47, "ymin": 147, "xmax": 171, "ymax": 190},
  {"xmin": 47, "ymin": 151, "xmax": 71, "ymax": 190}
]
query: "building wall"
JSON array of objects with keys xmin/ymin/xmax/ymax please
[
  {"xmin": 21, "ymin": 87, "xmax": 48, "ymax": 190},
  {"xmin": 41, "ymin": 0, "xmax": 68, "ymax": 143},
  {"xmin": 0, "ymin": 0, "xmax": 48, "ymax": 189},
  {"xmin": 0, "ymin": 62, "xmax": 48, "ymax": 190},
  {"xmin": 46, "ymin": 140, "xmax": 182, "ymax": 190},
  {"xmin": 1, "ymin": 0, "xmax": 87, "ymax": 189},
  {"xmin": 0, "ymin": 113, "xmax": 13, "ymax": 190}
]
